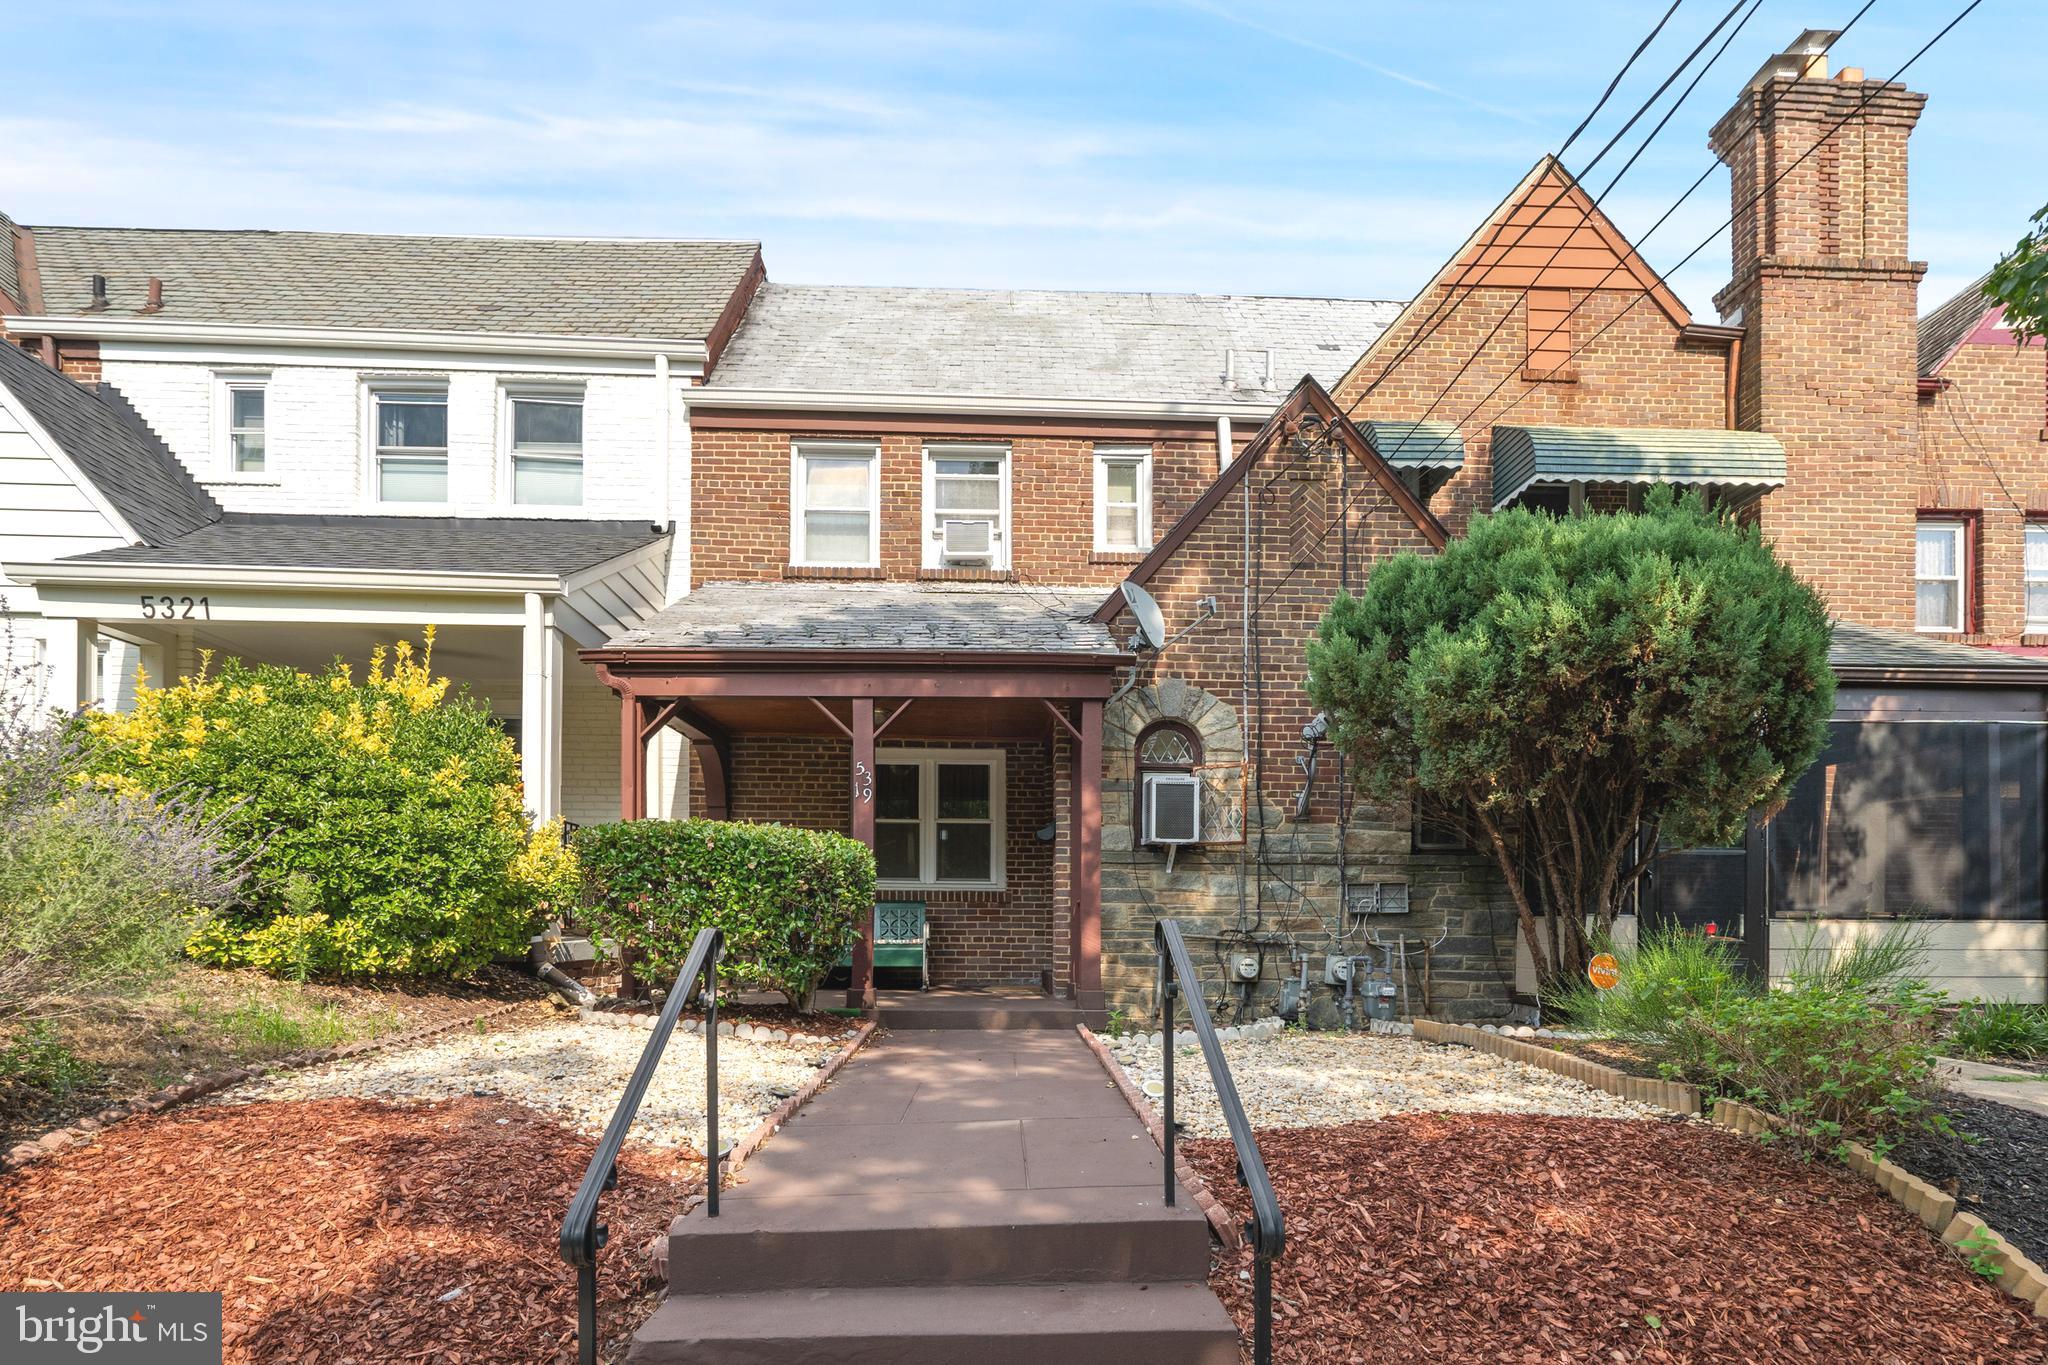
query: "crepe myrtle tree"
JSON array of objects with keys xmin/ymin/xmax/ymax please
[{"xmin": 1306, "ymin": 489, "xmax": 1834, "ymax": 990}]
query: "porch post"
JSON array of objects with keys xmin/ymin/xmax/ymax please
[
  {"xmin": 1072, "ymin": 697, "xmax": 1105, "ymax": 1014},
  {"xmin": 618, "ymin": 690, "xmax": 648, "ymax": 821},
  {"xmin": 41, "ymin": 615, "xmax": 94, "ymax": 713},
  {"xmin": 521, "ymin": 592, "xmax": 562, "ymax": 824},
  {"xmin": 848, "ymin": 697, "xmax": 877, "ymax": 1010}
]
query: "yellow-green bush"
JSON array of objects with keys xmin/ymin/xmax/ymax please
[{"xmin": 76, "ymin": 632, "xmax": 572, "ymax": 978}]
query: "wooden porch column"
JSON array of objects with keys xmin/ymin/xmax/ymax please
[
  {"xmin": 618, "ymin": 692, "xmax": 648, "ymax": 821},
  {"xmin": 847, "ymin": 697, "xmax": 877, "ymax": 1009},
  {"xmin": 1071, "ymin": 697, "xmax": 1105, "ymax": 1014}
]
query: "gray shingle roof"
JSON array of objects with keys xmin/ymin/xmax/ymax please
[
  {"xmin": 1917, "ymin": 272, "xmax": 1995, "ymax": 376},
  {"xmin": 1829, "ymin": 620, "xmax": 2048, "ymax": 676},
  {"xmin": 21, "ymin": 227, "xmax": 760, "ymax": 338},
  {"xmin": 60, "ymin": 515, "xmax": 667, "ymax": 577},
  {"xmin": 0, "ymin": 210, "xmax": 20, "ymax": 308},
  {"xmin": 609, "ymin": 580, "xmax": 1122, "ymax": 655},
  {"xmin": 703, "ymin": 283, "xmax": 1401, "ymax": 405},
  {"xmin": 0, "ymin": 341, "xmax": 219, "ymax": 543}
]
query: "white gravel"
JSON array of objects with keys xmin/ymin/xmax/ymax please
[
  {"xmin": 218, "ymin": 1017, "xmax": 851, "ymax": 1152},
  {"xmin": 1106, "ymin": 1027, "xmax": 1663, "ymax": 1137}
]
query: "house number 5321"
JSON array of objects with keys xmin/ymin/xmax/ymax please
[{"xmin": 139, "ymin": 594, "xmax": 211, "ymax": 620}]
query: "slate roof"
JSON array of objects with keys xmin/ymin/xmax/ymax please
[
  {"xmin": 1829, "ymin": 620, "xmax": 2048, "ymax": 676},
  {"xmin": 607, "ymin": 580, "xmax": 1124, "ymax": 656},
  {"xmin": 0, "ymin": 340, "xmax": 219, "ymax": 543},
  {"xmin": 1917, "ymin": 272, "xmax": 1996, "ymax": 376},
  {"xmin": 60, "ymin": 515, "xmax": 668, "ymax": 577},
  {"xmin": 19, "ymin": 227, "xmax": 761, "ymax": 338},
  {"xmin": 0, "ymin": 210, "xmax": 20, "ymax": 308},
  {"xmin": 703, "ymin": 284, "xmax": 1402, "ymax": 405}
]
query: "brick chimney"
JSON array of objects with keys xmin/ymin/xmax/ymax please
[{"xmin": 1710, "ymin": 31, "xmax": 1928, "ymax": 630}]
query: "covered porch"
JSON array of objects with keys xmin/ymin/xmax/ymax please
[{"xmin": 584, "ymin": 580, "xmax": 1130, "ymax": 1019}]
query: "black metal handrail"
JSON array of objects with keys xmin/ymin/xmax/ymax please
[
  {"xmin": 1156, "ymin": 918, "xmax": 1284, "ymax": 1365},
  {"xmin": 559, "ymin": 925, "xmax": 724, "ymax": 1365}
]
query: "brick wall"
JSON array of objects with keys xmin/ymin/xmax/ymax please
[{"xmin": 688, "ymin": 425, "xmax": 1221, "ymax": 586}]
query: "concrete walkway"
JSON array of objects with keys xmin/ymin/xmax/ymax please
[
  {"xmin": 1940, "ymin": 1055, "xmax": 2048, "ymax": 1120},
  {"xmin": 634, "ymin": 1028, "xmax": 1239, "ymax": 1363}
]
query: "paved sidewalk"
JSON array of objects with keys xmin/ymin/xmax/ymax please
[{"xmin": 1939, "ymin": 1055, "xmax": 2048, "ymax": 1120}]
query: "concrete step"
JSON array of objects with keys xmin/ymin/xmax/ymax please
[
  {"xmin": 627, "ymin": 1282, "xmax": 1241, "ymax": 1365},
  {"xmin": 667, "ymin": 1185, "xmax": 1212, "ymax": 1291},
  {"xmin": 875, "ymin": 1002, "xmax": 1082, "ymax": 1030}
]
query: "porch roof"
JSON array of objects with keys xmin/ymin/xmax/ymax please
[
  {"xmin": 601, "ymin": 580, "xmax": 1125, "ymax": 659},
  {"xmin": 1491, "ymin": 424, "xmax": 1787, "ymax": 507}
]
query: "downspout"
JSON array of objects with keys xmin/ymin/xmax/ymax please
[
  {"xmin": 1217, "ymin": 415, "xmax": 1232, "ymax": 473},
  {"xmin": 1724, "ymin": 334, "xmax": 1741, "ymax": 429},
  {"xmin": 654, "ymin": 351, "xmax": 673, "ymax": 518}
]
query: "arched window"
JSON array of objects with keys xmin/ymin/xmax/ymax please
[{"xmin": 1135, "ymin": 720, "xmax": 1202, "ymax": 842}]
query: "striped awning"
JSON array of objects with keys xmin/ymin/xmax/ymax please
[
  {"xmin": 1361, "ymin": 420, "xmax": 1464, "ymax": 498},
  {"xmin": 1491, "ymin": 424, "xmax": 1786, "ymax": 507}
]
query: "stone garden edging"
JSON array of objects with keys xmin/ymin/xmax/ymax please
[
  {"xmin": 1709, "ymin": 1098, "xmax": 2048, "ymax": 1318},
  {"xmin": 1, "ymin": 997, "xmax": 529, "ymax": 1173},
  {"xmin": 1411, "ymin": 1018, "xmax": 1704, "ymax": 1116},
  {"xmin": 1075, "ymin": 1023, "xmax": 1244, "ymax": 1250}
]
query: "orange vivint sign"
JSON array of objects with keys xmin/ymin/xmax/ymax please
[{"xmin": 1587, "ymin": 953, "xmax": 1620, "ymax": 990}]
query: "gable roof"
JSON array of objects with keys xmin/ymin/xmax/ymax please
[
  {"xmin": 16, "ymin": 226, "xmax": 762, "ymax": 339},
  {"xmin": 1335, "ymin": 156, "xmax": 1692, "ymax": 400},
  {"xmin": 703, "ymin": 283, "xmax": 1402, "ymax": 406},
  {"xmin": 1917, "ymin": 272, "xmax": 1996, "ymax": 377},
  {"xmin": 1091, "ymin": 374, "xmax": 1448, "ymax": 623},
  {"xmin": 0, "ymin": 341, "xmax": 218, "ymax": 543}
]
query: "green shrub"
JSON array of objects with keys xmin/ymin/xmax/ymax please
[
  {"xmin": 575, "ymin": 819, "xmax": 872, "ymax": 1010},
  {"xmin": 1949, "ymin": 1001, "xmax": 2048, "ymax": 1061},
  {"xmin": 1779, "ymin": 921, "xmax": 1930, "ymax": 994},
  {"xmin": 0, "ymin": 1023, "xmax": 97, "ymax": 1101},
  {"xmin": 75, "ymin": 634, "xmax": 568, "ymax": 979},
  {"xmin": 1544, "ymin": 927, "xmax": 1750, "ymax": 1038},
  {"xmin": 1665, "ymin": 982, "xmax": 1951, "ymax": 1161}
]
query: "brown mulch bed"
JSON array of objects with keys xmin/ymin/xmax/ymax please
[
  {"xmin": 1186, "ymin": 1114, "xmax": 2048, "ymax": 1364},
  {"xmin": 0, "ymin": 1096, "xmax": 692, "ymax": 1363}
]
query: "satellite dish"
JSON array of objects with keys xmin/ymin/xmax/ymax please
[{"xmin": 1120, "ymin": 580, "xmax": 1168, "ymax": 652}]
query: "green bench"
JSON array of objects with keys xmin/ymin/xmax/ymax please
[{"xmin": 838, "ymin": 900, "xmax": 929, "ymax": 991}]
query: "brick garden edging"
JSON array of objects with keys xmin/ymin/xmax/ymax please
[
  {"xmin": 1074, "ymin": 1024, "xmax": 1244, "ymax": 1250},
  {"xmin": 1709, "ymin": 1098, "xmax": 2048, "ymax": 1318},
  {"xmin": 0, "ymin": 997, "xmax": 530, "ymax": 1173},
  {"xmin": 1411, "ymin": 1018, "xmax": 1703, "ymax": 1116}
]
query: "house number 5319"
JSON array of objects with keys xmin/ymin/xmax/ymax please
[{"xmin": 139, "ymin": 594, "xmax": 211, "ymax": 620}]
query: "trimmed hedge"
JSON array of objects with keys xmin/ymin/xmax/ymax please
[{"xmin": 574, "ymin": 819, "xmax": 871, "ymax": 1010}]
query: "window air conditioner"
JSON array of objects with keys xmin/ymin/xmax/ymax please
[
  {"xmin": 1144, "ymin": 772, "xmax": 1202, "ymax": 845},
  {"xmin": 940, "ymin": 518, "xmax": 996, "ymax": 563}
]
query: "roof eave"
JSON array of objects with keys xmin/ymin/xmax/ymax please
[
  {"xmin": 689, "ymin": 386, "xmax": 1289, "ymax": 422},
  {"xmin": 0, "ymin": 315, "xmax": 713, "ymax": 362},
  {"xmin": 581, "ymin": 646, "xmax": 1134, "ymax": 670},
  {"xmin": 1832, "ymin": 663, "xmax": 2048, "ymax": 687},
  {"xmin": 5, "ymin": 559, "xmax": 571, "ymax": 595}
]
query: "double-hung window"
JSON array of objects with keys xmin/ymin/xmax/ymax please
[
  {"xmin": 1915, "ymin": 519, "xmax": 1967, "ymax": 633},
  {"xmin": 2027, "ymin": 524, "xmax": 2048, "ymax": 633},
  {"xmin": 372, "ymin": 387, "xmax": 449, "ymax": 504},
  {"xmin": 923, "ymin": 444, "xmax": 1009, "ymax": 569},
  {"xmin": 217, "ymin": 375, "xmax": 268, "ymax": 475},
  {"xmin": 508, "ymin": 392, "xmax": 584, "ymax": 506},
  {"xmin": 873, "ymin": 749, "xmax": 1005, "ymax": 888},
  {"xmin": 1094, "ymin": 445, "xmax": 1152, "ymax": 553},
  {"xmin": 790, "ymin": 441, "xmax": 879, "ymax": 567}
]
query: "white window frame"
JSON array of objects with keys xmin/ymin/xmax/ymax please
[
  {"xmin": 500, "ymin": 384, "xmax": 586, "ymax": 509},
  {"xmin": 921, "ymin": 443, "xmax": 1011, "ymax": 570},
  {"xmin": 874, "ymin": 747, "xmax": 1007, "ymax": 891},
  {"xmin": 210, "ymin": 371, "xmax": 271, "ymax": 479},
  {"xmin": 789, "ymin": 440, "xmax": 881, "ymax": 568},
  {"xmin": 366, "ymin": 382, "xmax": 451, "ymax": 507},
  {"xmin": 1093, "ymin": 444, "xmax": 1153, "ymax": 553},
  {"xmin": 1915, "ymin": 519, "xmax": 1966, "ymax": 634},
  {"xmin": 2027, "ymin": 523, "xmax": 2048, "ymax": 634}
]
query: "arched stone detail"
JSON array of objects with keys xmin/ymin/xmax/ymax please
[{"xmin": 1104, "ymin": 676, "xmax": 1243, "ymax": 852}]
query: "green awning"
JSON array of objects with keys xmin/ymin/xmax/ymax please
[
  {"xmin": 1361, "ymin": 420, "xmax": 1464, "ymax": 499},
  {"xmin": 1491, "ymin": 424, "xmax": 1786, "ymax": 507}
]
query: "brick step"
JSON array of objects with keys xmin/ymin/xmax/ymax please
[
  {"xmin": 666, "ymin": 1185, "xmax": 1211, "ymax": 1291},
  {"xmin": 626, "ymin": 1281, "xmax": 1241, "ymax": 1365}
]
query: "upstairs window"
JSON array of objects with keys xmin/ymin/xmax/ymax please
[
  {"xmin": 214, "ymin": 373, "xmax": 268, "ymax": 475},
  {"xmin": 2028, "ymin": 524, "xmax": 2048, "ymax": 633},
  {"xmin": 373, "ymin": 388, "xmax": 449, "ymax": 503},
  {"xmin": 923, "ymin": 444, "xmax": 1009, "ymax": 569},
  {"xmin": 1094, "ymin": 445, "xmax": 1152, "ymax": 553},
  {"xmin": 1914, "ymin": 518, "xmax": 1967, "ymax": 633},
  {"xmin": 791, "ymin": 441, "xmax": 879, "ymax": 567},
  {"xmin": 508, "ymin": 393, "xmax": 584, "ymax": 506}
]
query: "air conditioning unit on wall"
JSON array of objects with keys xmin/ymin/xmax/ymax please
[
  {"xmin": 940, "ymin": 518, "xmax": 995, "ymax": 563},
  {"xmin": 1144, "ymin": 772, "xmax": 1202, "ymax": 845}
]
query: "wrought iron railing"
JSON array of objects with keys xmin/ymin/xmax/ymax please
[
  {"xmin": 559, "ymin": 926, "xmax": 725, "ymax": 1365},
  {"xmin": 1156, "ymin": 918, "xmax": 1284, "ymax": 1365}
]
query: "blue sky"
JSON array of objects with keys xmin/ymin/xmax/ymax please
[{"xmin": 2, "ymin": 2, "xmax": 2038, "ymax": 313}]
